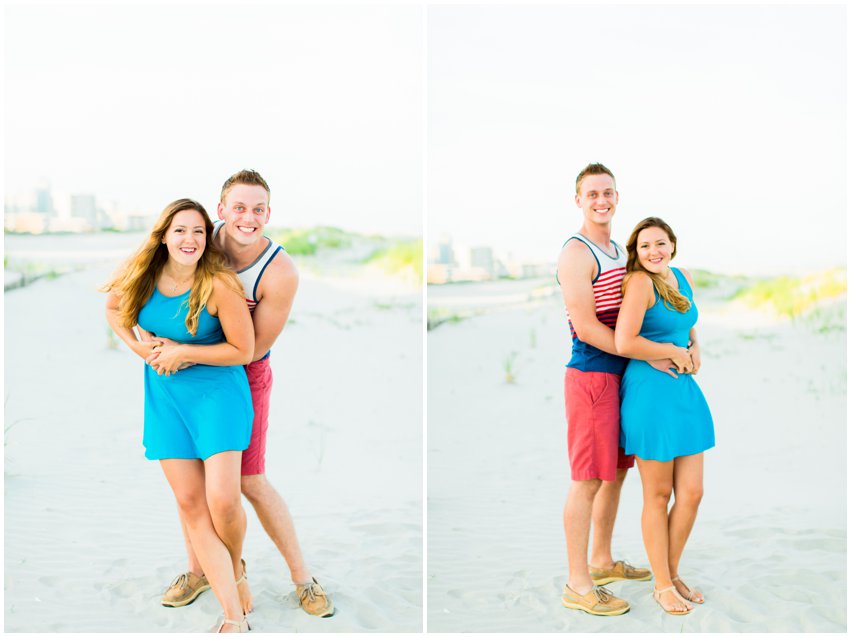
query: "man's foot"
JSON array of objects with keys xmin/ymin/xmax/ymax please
[
  {"xmin": 295, "ymin": 577, "xmax": 335, "ymax": 617},
  {"xmin": 672, "ymin": 576, "xmax": 704, "ymax": 604},
  {"xmin": 561, "ymin": 584, "xmax": 630, "ymax": 616},
  {"xmin": 236, "ymin": 559, "xmax": 253, "ymax": 615},
  {"xmin": 589, "ymin": 560, "xmax": 652, "ymax": 586},
  {"xmin": 162, "ymin": 571, "xmax": 210, "ymax": 607}
]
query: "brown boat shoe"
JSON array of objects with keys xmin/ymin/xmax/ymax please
[
  {"xmin": 295, "ymin": 577, "xmax": 335, "ymax": 617},
  {"xmin": 561, "ymin": 584, "xmax": 630, "ymax": 616},
  {"xmin": 161, "ymin": 571, "xmax": 211, "ymax": 607},
  {"xmin": 589, "ymin": 560, "xmax": 652, "ymax": 586}
]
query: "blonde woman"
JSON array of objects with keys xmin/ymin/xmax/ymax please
[
  {"xmin": 614, "ymin": 217, "xmax": 714, "ymax": 616},
  {"xmin": 104, "ymin": 199, "xmax": 254, "ymax": 633}
]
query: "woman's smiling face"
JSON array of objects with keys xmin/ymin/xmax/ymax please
[
  {"xmin": 636, "ymin": 225, "xmax": 674, "ymax": 274},
  {"xmin": 162, "ymin": 208, "xmax": 206, "ymax": 266}
]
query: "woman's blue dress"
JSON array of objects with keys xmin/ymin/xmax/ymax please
[
  {"xmin": 137, "ymin": 288, "xmax": 253, "ymax": 461},
  {"xmin": 619, "ymin": 268, "xmax": 715, "ymax": 462}
]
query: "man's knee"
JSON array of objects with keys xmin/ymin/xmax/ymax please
[
  {"xmin": 570, "ymin": 478, "xmax": 603, "ymax": 500},
  {"xmin": 241, "ymin": 473, "xmax": 272, "ymax": 503}
]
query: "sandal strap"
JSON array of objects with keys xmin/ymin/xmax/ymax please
[{"xmin": 217, "ymin": 616, "xmax": 248, "ymax": 632}]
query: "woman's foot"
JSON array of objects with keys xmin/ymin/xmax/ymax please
[
  {"xmin": 215, "ymin": 615, "xmax": 250, "ymax": 633},
  {"xmin": 236, "ymin": 559, "xmax": 253, "ymax": 615},
  {"xmin": 652, "ymin": 586, "xmax": 693, "ymax": 615},
  {"xmin": 672, "ymin": 575, "xmax": 704, "ymax": 604}
]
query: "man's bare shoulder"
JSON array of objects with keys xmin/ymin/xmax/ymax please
[
  {"xmin": 557, "ymin": 238, "xmax": 596, "ymax": 281},
  {"xmin": 256, "ymin": 248, "xmax": 299, "ymax": 300}
]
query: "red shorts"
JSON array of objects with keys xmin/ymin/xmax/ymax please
[
  {"xmin": 241, "ymin": 357, "xmax": 273, "ymax": 476},
  {"xmin": 564, "ymin": 367, "xmax": 634, "ymax": 481}
]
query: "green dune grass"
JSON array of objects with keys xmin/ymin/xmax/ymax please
[
  {"xmin": 268, "ymin": 226, "xmax": 355, "ymax": 256},
  {"xmin": 733, "ymin": 268, "xmax": 846, "ymax": 319},
  {"xmin": 364, "ymin": 239, "xmax": 423, "ymax": 281}
]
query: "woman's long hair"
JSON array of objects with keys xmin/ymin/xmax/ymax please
[
  {"xmin": 102, "ymin": 198, "xmax": 243, "ymax": 335},
  {"xmin": 623, "ymin": 217, "xmax": 691, "ymax": 313}
]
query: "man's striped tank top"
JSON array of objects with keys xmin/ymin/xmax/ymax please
[
  {"xmin": 212, "ymin": 220, "xmax": 284, "ymax": 315},
  {"xmin": 562, "ymin": 234, "xmax": 628, "ymax": 374}
]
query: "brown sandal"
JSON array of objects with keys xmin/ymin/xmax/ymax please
[
  {"xmin": 652, "ymin": 586, "xmax": 692, "ymax": 615},
  {"xmin": 672, "ymin": 576, "xmax": 704, "ymax": 604},
  {"xmin": 215, "ymin": 615, "xmax": 251, "ymax": 633}
]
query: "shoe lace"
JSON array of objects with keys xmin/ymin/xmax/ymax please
[
  {"xmin": 168, "ymin": 573, "xmax": 189, "ymax": 592},
  {"xmin": 300, "ymin": 582, "xmax": 324, "ymax": 604},
  {"xmin": 593, "ymin": 586, "xmax": 614, "ymax": 603}
]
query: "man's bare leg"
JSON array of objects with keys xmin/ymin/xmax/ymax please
[
  {"xmin": 241, "ymin": 473, "xmax": 312, "ymax": 584},
  {"xmin": 564, "ymin": 478, "xmax": 602, "ymax": 594},
  {"xmin": 588, "ymin": 468, "xmax": 627, "ymax": 569}
]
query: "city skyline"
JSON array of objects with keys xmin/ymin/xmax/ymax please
[
  {"xmin": 427, "ymin": 5, "xmax": 846, "ymax": 276},
  {"xmin": 5, "ymin": 4, "xmax": 423, "ymax": 237}
]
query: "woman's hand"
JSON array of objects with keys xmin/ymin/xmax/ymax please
[
  {"xmin": 669, "ymin": 346, "xmax": 694, "ymax": 374},
  {"xmin": 688, "ymin": 342, "xmax": 701, "ymax": 375},
  {"xmin": 148, "ymin": 339, "xmax": 187, "ymax": 376},
  {"xmin": 133, "ymin": 337, "xmax": 163, "ymax": 361}
]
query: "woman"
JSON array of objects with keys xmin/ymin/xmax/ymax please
[
  {"xmin": 103, "ymin": 198, "xmax": 254, "ymax": 633},
  {"xmin": 614, "ymin": 217, "xmax": 715, "ymax": 616}
]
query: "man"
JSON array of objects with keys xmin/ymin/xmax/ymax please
[
  {"xmin": 557, "ymin": 163, "xmax": 673, "ymax": 616},
  {"xmin": 159, "ymin": 169, "xmax": 334, "ymax": 618}
]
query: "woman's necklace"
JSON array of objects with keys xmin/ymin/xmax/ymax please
[{"xmin": 164, "ymin": 271, "xmax": 194, "ymax": 293}]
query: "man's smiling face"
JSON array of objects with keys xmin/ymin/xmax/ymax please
[
  {"xmin": 217, "ymin": 184, "xmax": 271, "ymax": 247},
  {"xmin": 575, "ymin": 173, "xmax": 618, "ymax": 227}
]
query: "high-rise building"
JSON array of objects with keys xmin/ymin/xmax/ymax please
[{"xmin": 71, "ymin": 193, "xmax": 98, "ymax": 226}]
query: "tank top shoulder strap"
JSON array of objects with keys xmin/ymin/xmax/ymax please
[{"xmin": 671, "ymin": 267, "xmax": 693, "ymax": 298}]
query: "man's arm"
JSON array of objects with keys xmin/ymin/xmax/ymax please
[
  {"xmin": 557, "ymin": 240, "xmax": 619, "ymax": 356},
  {"xmin": 251, "ymin": 251, "xmax": 299, "ymax": 362},
  {"xmin": 615, "ymin": 271, "xmax": 692, "ymax": 372}
]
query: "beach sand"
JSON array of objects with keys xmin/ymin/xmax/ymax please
[
  {"xmin": 427, "ymin": 279, "xmax": 846, "ymax": 632},
  {"xmin": 4, "ymin": 260, "xmax": 423, "ymax": 632}
]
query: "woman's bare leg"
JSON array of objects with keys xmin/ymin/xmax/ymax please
[
  {"xmin": 160, "ymin": 459, "xmax": 244, "ymax": 630},
  {"xmin": 204, "ymin": 451, "xmax": 252, "ymax": 615},
  {"xmin": 636, "ymin": 458, "xmax": 691, "ymax": 612},
  {"xmin": 668, "ymin": 453, "xmax": 704, "ymax": 602}
]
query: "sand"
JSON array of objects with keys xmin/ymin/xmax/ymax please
[
  {"xmin": 4, "ymin": 254, "xmax": 423, "ymax": 632},
  {"xmin": 427, "ymin": 278, "xmax": 846, "ymax": 632}
]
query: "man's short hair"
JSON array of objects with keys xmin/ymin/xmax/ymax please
[
  {"xmin": 220, "ymin": 169, "xmax": 271, "ymax": 204},
  {"xmin": 575, "ymin": 163, "xmax": 616, "ymax": 194}
]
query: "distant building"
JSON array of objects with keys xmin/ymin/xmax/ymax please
[
  {"xmin": 71, "ymin": 193, "xmax": 98, "ymax": 226},
  {"xmin": 430, "ymin": 237, "xmax": 455, "ymax": 266},
  {"xmin": 34, "ymin": 180, "xmax": 55, "ymax": 216},
  {"xmin": 470, "ymin": 246, "xmax": 494, "ymax": 274}
]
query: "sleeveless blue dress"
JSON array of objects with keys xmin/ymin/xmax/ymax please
[
  {"xmin": 137, "ymin": 288, "xmax": 253, "ymax": 461},
  {"xmin": 619, "ymin": 268, "xmax": 715, "ymax": 461}
]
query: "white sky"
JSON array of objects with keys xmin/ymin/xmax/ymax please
[
  {"xmin": 428, "ymin": 4, "xmax": 847, "ymax": 275},
  {"xmin": 4, "ymin": 3, "xmax": 423, "ymax": 236}
]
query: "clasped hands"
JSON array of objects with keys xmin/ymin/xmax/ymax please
[
  {"xmin": 142, "ymin": 336, "xmax": 193, "ymax": 376},
  {"xmin": 648, "ymin": 342, "xmax": 701, "ymax": 378}
]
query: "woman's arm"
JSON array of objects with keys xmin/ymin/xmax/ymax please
[
  {"xmin": 615, "ymin": 271, "xmax": 693, "ymax": 372},
  {"xmin": 150, "ymin": 275, "xmax": 254, "ymax": 375},
  {"xmin": 106, "ymin": 291, "xmax": 161, "ymax": 360}
]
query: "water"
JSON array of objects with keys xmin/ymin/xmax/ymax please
[{"xmin": 4, "ymin": 231, "xmax": 147, "ymax": 268}]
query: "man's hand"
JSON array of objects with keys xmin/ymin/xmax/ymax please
[
  {"xmin": 689, "ymin": 342, "xmax": 701, "ymax": 375},
  {"xmin": 647, "ymin": 358, "xmax": 679, "ymax": 378},
  {"xmin": 147, "ymin": 340, "xmax": 187, "ymax": 376}
]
